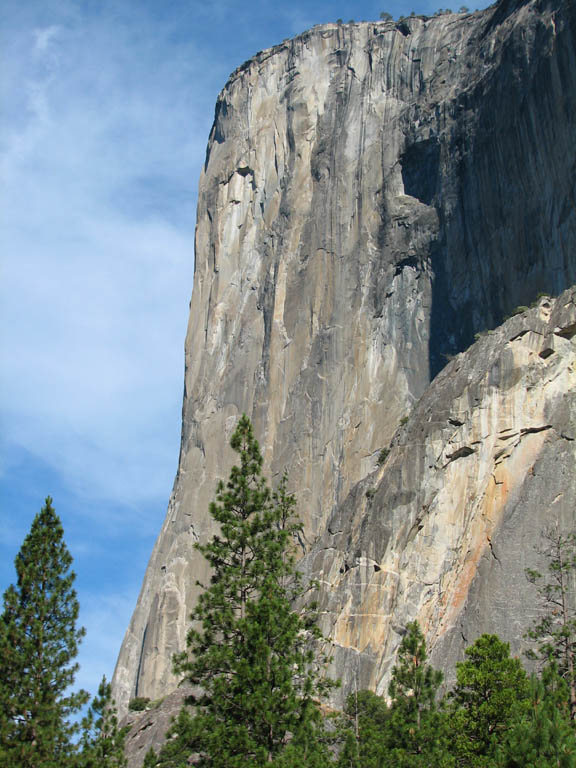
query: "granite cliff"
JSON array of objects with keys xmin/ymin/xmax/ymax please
[{"xmin": 113, "ymin": 0, "xmax": 576, "ymax": 738}]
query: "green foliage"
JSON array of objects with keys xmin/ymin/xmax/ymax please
[
  {"xmin": 497, "ymin": 672, "xmax": 576, "ymax": 767},
  {"xmin": 171, "ymin": 415, "xmax": 336, "ymax": 767},
  {"xmin": 450, "ymin": 634, "xmax": 529, "ymax": 765},
  {"xmin": 379, "ymin": 11, "xmax": 393, "ymax": 21},
  {"xmin": 0, "ymin": 497, "xmax": 88, "ymax": 768},
  {"xmin": 525, "ymin": 526, "xmax": 576, "ymax": 718},
  {"xmin": 503, "ymin": 305, "xmax": 530, "ymax": 321},
  {"xmin": 335, "ymin": 689, "xmax": 389, "ymax": 768},
  {"xmin": 128, "ymin": 696, "xmax": 151, "ymax": 711},
  {"xmin": 389, "ymin": 622, "xmax": 442, "ymax": 713},
  {"xmin": 332, "ymin": 626, "xmax": 576, "ymax": 767},
  {"xmin": 386, "ymin": 622, "xmax": 454, "ymax": 766},
  {"xmin": 78, "ymin": 676, "xmax": 127, "ymax": 768},
  {"xmin": 399, "ymin": 415, "xmax": 409, "ymax": 426},
  {"xmin": 377, "ymin": 447, "xmax": 390, "ymax": 466},
  {"xmin": 143, "ymin": 747, "xmax": 159, "ymax": 768},
  {"xmin": 334, "ymin": 625, "xmax": 453, "ymax": 767},
  {"xmin": 539, "ymin": 662, "xmax": 573, "ymax": 715},
  {"xmin": 474, "ymin": 329, "xmax": 495, "ymax": 340}
]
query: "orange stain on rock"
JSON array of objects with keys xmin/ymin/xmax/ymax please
[
  {"xmin": 441, "ymin": 468, "xmax": 510, "ymax": 626},
  {"xmin": 439, "ymin": 430, "xmax": 548, "ymax": 632}
]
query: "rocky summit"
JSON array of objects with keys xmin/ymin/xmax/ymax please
[{"xmin": 113, "ymin": 0, "xmax": 576, "ymax": 751}]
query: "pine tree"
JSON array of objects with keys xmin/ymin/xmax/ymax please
[
  {"xmin": 525, "ymin": 525, "xmax": 576, "ymax": 719},
  {"xmin": 335, "ymin": 689, "xmax": 389, "ymax": 768},
  {"xmin": 497, "ymin": 671, "xmax": 576, "ymax": 768},
  {"xmin": 0, "ymin": 496, "xmax": 88, "ymax": 768},
  {"xmin": 449, "ymin": 634, "xmax": 529, "ymax": 766},
  {"xmin": 172, "ymin": 415, "xmax": 335, "ymax": 767},
  {"xmin": 78, "ymin": 675, "xmax": 127, "ymax": 768},
  {"xmin": 388, "ymin": 622, "xmax": 442, "ymax": 727},
  {"xmin": 386, "ymin": 621, "xmax": 454, "ymax": 767}
]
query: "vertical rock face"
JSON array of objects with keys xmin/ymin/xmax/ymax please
[
  {"xmin": 301, "ymin": 289, "xmax": 576, "ymax": 696},
  {"xmin": 113, "ymin": 0, "xmax": 576, "ymax": 717}
]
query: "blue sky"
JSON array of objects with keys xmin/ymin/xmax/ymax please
[{"xmin": 1, "ymin": 0, "xmax": 491, "ymax": 701}]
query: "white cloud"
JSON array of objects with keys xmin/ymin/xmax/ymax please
[
  {"xmin": 33, "ymin": 24, "xmax": 62, "ymax": 53},
  {"xmin": 0, "ymin": 2, "xmax": 216, "ymax": 526}
]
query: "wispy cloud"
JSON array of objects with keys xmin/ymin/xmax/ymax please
[
  {"xmin": 0, "ymin": 0, "xmax": 233, "ymax": 692},
  {"xmin": 0, "ymin": 0, "xmax": 213, "ymax": 525}
]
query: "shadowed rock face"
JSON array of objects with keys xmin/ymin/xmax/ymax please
[{"xmin": 113, "ymin": 0, "xmax": 576, "ymax": 731}]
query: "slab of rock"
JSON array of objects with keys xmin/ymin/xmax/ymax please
[{"xmin": 121, "ymin": 687, "xmax": 192, "ymax": 768}]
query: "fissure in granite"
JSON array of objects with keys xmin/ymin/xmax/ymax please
[{"xmin": 113, "ymin": 0, "xmax": 576, "ymax": 736}]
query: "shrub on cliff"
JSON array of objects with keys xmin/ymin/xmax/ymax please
[{"xmin": 128, "ymin": 696, "xmax": 151, "ymax": 712}]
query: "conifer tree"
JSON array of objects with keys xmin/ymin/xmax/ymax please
[
  {"xmin": 0, "ymin": 496, "xmax": 88, "ymax": 768},
  {"xmin": 388, "ymin": 621, "xmax": 442, "ymax": 726},
  {"xmin": 172, "ymin": 415, "xmax": 335, "ymax": 767},
  {"xmin": 386, "ymin": 621, "xmax": 454, "ymax": 767},
  {"xmin": 449, "ymin": 634, "xmax": 529, "ymax": 766},
  {"xmin": 78, "ymin": 675, "xmax": 127, "ymax": 768},
  {"xmin": 335, "ymin": 689, "xmax": 389, "ymax": 768},
  {"xmin": 497, "ymin": 672, "xmax": 576, "ymax": 768},
  {"xmin": 525, "ymin": 526, "xmax": 576, "ymax": 719}
]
